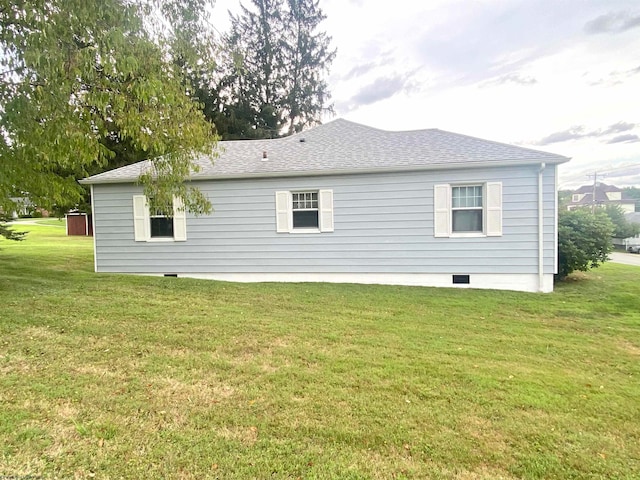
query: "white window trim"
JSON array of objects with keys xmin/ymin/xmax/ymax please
[
  {"xmin": 133, "ymin": 195, "xmax": 187, "ymax": 242},
  {"xmin": 434, "ymin": 182, "xmax": 502, "ymax": 238},
  {"xmin": 451, "ymin": 184, "xmax": 484, "ymax": 237},
  {"xmin": 275, "ymin": 189, "xmax": 334, "ymax": 234}
]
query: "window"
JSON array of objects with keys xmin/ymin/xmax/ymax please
[
  {"xmin": 452, "ymin": 185, "xmax": 483, "ymax": 233},
  {"xmin": 292, "ymin": 191, "xmax": 319, "ymax": 228},
  {"xmin": 572, "ymin": 194, "xmax": 581, "ymax": 202},
  {"xmin": 149, "ymin": 204, "xmax": 174, "ymax": 238},
  {"xmin": 133, "ymin": 195, "xmax": 187, "ymax": 242},
  {"xmin": 275, "ymin": 190, "xmax": 334, "ymax": 233},
  {"xmin": 434, "ymin": 182, "xmax": 502, "ymax": 237}
]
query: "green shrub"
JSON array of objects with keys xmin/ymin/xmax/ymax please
[
  {"xmin": 603, "ymin": 204, "xmax": 640, "ymax": 239},
  {"xmin": 557, "ymin": 209, "xmax": 614, "ymax": 280}
]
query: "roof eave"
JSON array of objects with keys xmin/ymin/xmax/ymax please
[{"xmin": 81, "ymin": 156, "xmax": 570, "ymax": 185}]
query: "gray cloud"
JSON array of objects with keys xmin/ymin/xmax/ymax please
[
  {"xmin": 607, "ymin": 134, "xmax": 640, "ymax": 144},
  {"xmin": 536, "ymin": 126, "xmax": 587, "ymax": 145},
  {"xmin": 602, "ymin": 122, "xmax": 637, "ymax": 135},
  {"xmin": 349, "ymin": 75, "xmax": 407, "ymax": 107},
  {"xmin": 344, "ymin": 61, "xmax": 379, "ymax": 81},
  {"xmin": 585, "ymin": 11, "xmax": 640, "ymax": 34},
  {"xmin": 535, "ymin": 122, "xmax": 639, "ymax": 145},
  {"xmin": 410, "ymin": 0, "xmax": 594, "ymax": 88}
]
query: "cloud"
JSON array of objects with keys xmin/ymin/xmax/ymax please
[
  {"xmin": 349, "ymin": 75, "xmax": 408, "ymax": 107},
  {"xmin": 607, "ymin": 134, "xmax": 640, "ymax": 144},
  {"xmin": 585, "ymin": 11, "xmax": 640, "ymax": 34},
  {"xmin": 534, "ymin": 122, "xmax": 639, "ymax": 145},
  {"xmin": 481, "ymin": 73, "xmax": 537, "ymax": 87},
  {"xmin": 536, "ymin": 126, "xmax": 587, "ymax": 145},
  {"xmin": 602, "ymin": 122, "xmax": 636, "ymax": 135},
  {"xmin": 586, "ymin": 64, "xmax": 640, "ymax": 86},
  {"xmin": 343, "ymin": 61, "xmax": 379, "ymax": 80},
  {"xmin": 410, "ymin": 0, "xmax": 590, "ymax": 88}
]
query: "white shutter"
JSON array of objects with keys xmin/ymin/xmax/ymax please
[
  {"xmin": 486, "ymin": 182, "xmax": 502, "ymax": 237},
  {"xmin": 319, "ymin": 189, "xmax": 334, "ymax": 232},
  {"xmin": 172, "ymin": 196, "xmax": 187, "ymax": 241},
  {"xmin": 433, "ymin": 184, "xmax": 450, "ymax": 237},
  {"xmin": 275, "ymin": 191, "xmax": 291, "ymax": 233},
  {"xmin": 133, "ymin": 195, "xmax": 149, "ymax": 241}
]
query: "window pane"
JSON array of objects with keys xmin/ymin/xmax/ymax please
[
  {"xmin": 293, "ymin": 210, "xmax": 319, "ymax": 228},
  {"xmin": 452, "ymin": 186, "xmax": 483, "ymax": 208},
  {"xmin": 293, "ymin": 191, "xmax": 318, "ymax": 209},
  {"xmin": 452, "ymin": 210, "xmax": 482, "ymax": 232},
  {"xmin": 150, "ymin": 217, "xmax": 174, "ymax": 237}
]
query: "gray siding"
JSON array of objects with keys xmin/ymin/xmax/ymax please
[{"xmin": 92, "ymin": 165, "xmax": 558, "ymax": 275}]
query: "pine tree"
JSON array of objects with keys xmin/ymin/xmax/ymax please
[
  {"xmin": 282, "ymin": 0, "xmax": 336, "ymax": 135},
  {"xmin": 213, "ymin": 0, "xmax": 335, "ymax": 139}
]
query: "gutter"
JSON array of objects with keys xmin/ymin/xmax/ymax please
[{"xmin": 538, "ymin": 162, "xmax": 546, "ymax": 292}]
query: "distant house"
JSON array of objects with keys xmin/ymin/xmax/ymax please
[
  {"xmin": 81, "ymin": 119, "xmax": 570, "ymax": 293},
  {"xmin": 567, "ymin": 183, "xmax": 635, "ymax": 213}
]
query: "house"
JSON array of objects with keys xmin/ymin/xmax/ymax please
[
  {"xmin": 80, "ymin": 119, "xmax": 570, "ymax": 293},
  {"xmin": 567, "ymin": 182, "xmax": 635, "ymax": 213}
]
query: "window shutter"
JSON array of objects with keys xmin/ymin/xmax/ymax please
[
  {"xmin": 173, "ymin": 196, "xmax": 187, "ymax": 241},
  {"xmin": 275, "ymin": 191, "xmax": 291, "ymax": 233},
  {"xmin": 486, "ymin": 182, "xmax": 502, "ymax": 236},
  {"xmin": 433, "ymin": 184, "xmax": 450, "ymax": 237},
  {"xmin": 133, "ymin": 195, "xmax": 149, "ymax": 241},
  {"xmin": 319, "ymin": 189, "xmax": 334, "ymax": 232}
]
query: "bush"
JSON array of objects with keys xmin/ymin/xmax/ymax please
[{"xmin": 557, "ymin": 209, "xmax": 614, "ymax": 280}]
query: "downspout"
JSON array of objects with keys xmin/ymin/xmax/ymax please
[
  {"xmin": 90, "ymin": 184, "xmax": 98, "ymax": 273},
  {"xmin": 538, "ymin": 162, "xmax": 546, "ymax": 292}
]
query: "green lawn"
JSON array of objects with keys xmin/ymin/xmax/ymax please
[
  {"xmin": 11, "ymin": 218, "xmax": 66, "ymax": 227},
  {"xmin": 1, "ymin": 226, "xmax": 639, "ymax": 479}
]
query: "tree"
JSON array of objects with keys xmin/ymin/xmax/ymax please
[
  {"xmin": 602, "ymin": 204, "xmax": 640, "ymax": 239},
  {"xmin": 557, "ymin": 189, "xmax": 572, "ymax": 210},
  {"xmin": 210, "ymin": 0, "xmax": 335, "ymax": 139},
  {"xmin": 556, "ymin": 209, "xmax": 614, "ymax": 280},
  {"xmin": 0, "ymin": 0, "xmax": 218, "ymax": 239},
  {"xmin": 622, "ymin": 187, "xmax": 640, "ymax": 212},
  {"xmin": 281, "ymin": 0, "xmax": 336, "ymax": 135},
  {"xmin": 0, "ymin": 214, "xmax": 25, "ymax": 242}
]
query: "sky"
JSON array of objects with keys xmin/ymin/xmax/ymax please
[{"xmin": 211, "ymin": 0, "xmax": 640, "ymax": 189}]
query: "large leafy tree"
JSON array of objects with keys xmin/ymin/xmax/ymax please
[
  {"xmin": 209, "ymin": 0, "xmax": 335, "ymax": 139},
  {"xmin": 0, "ymin": 0, "xmax": 218, "ymax": 239}
]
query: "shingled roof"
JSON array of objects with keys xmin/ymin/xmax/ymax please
[{"xmin": 81, "ymin": 119, "xmax": 570, "ymax": 184}]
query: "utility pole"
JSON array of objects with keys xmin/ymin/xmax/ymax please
[{"xmin": 586, "ymin": 172, "xmax": 606, "ymax": 213}]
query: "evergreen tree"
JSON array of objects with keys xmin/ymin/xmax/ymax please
[
  {"xmin": 282, "ymin": 0, "xmax": 336, "ymax": 135},
  {"xmin": 213, "ymin": 0, "xmax": 334, "ymax": 139}
]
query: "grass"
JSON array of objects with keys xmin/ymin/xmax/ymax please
[
  {"xmin": 11, "ymin": 218, "xmax": 66, "ymax": 227},
  {"xmin": 1, "ymin": 225, "xmax": 639, "ymax": 479}
]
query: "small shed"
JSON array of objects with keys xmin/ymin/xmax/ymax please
[{"xmin": 66, "ymin": 212, "xmax": 93, "ymax": 236}]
